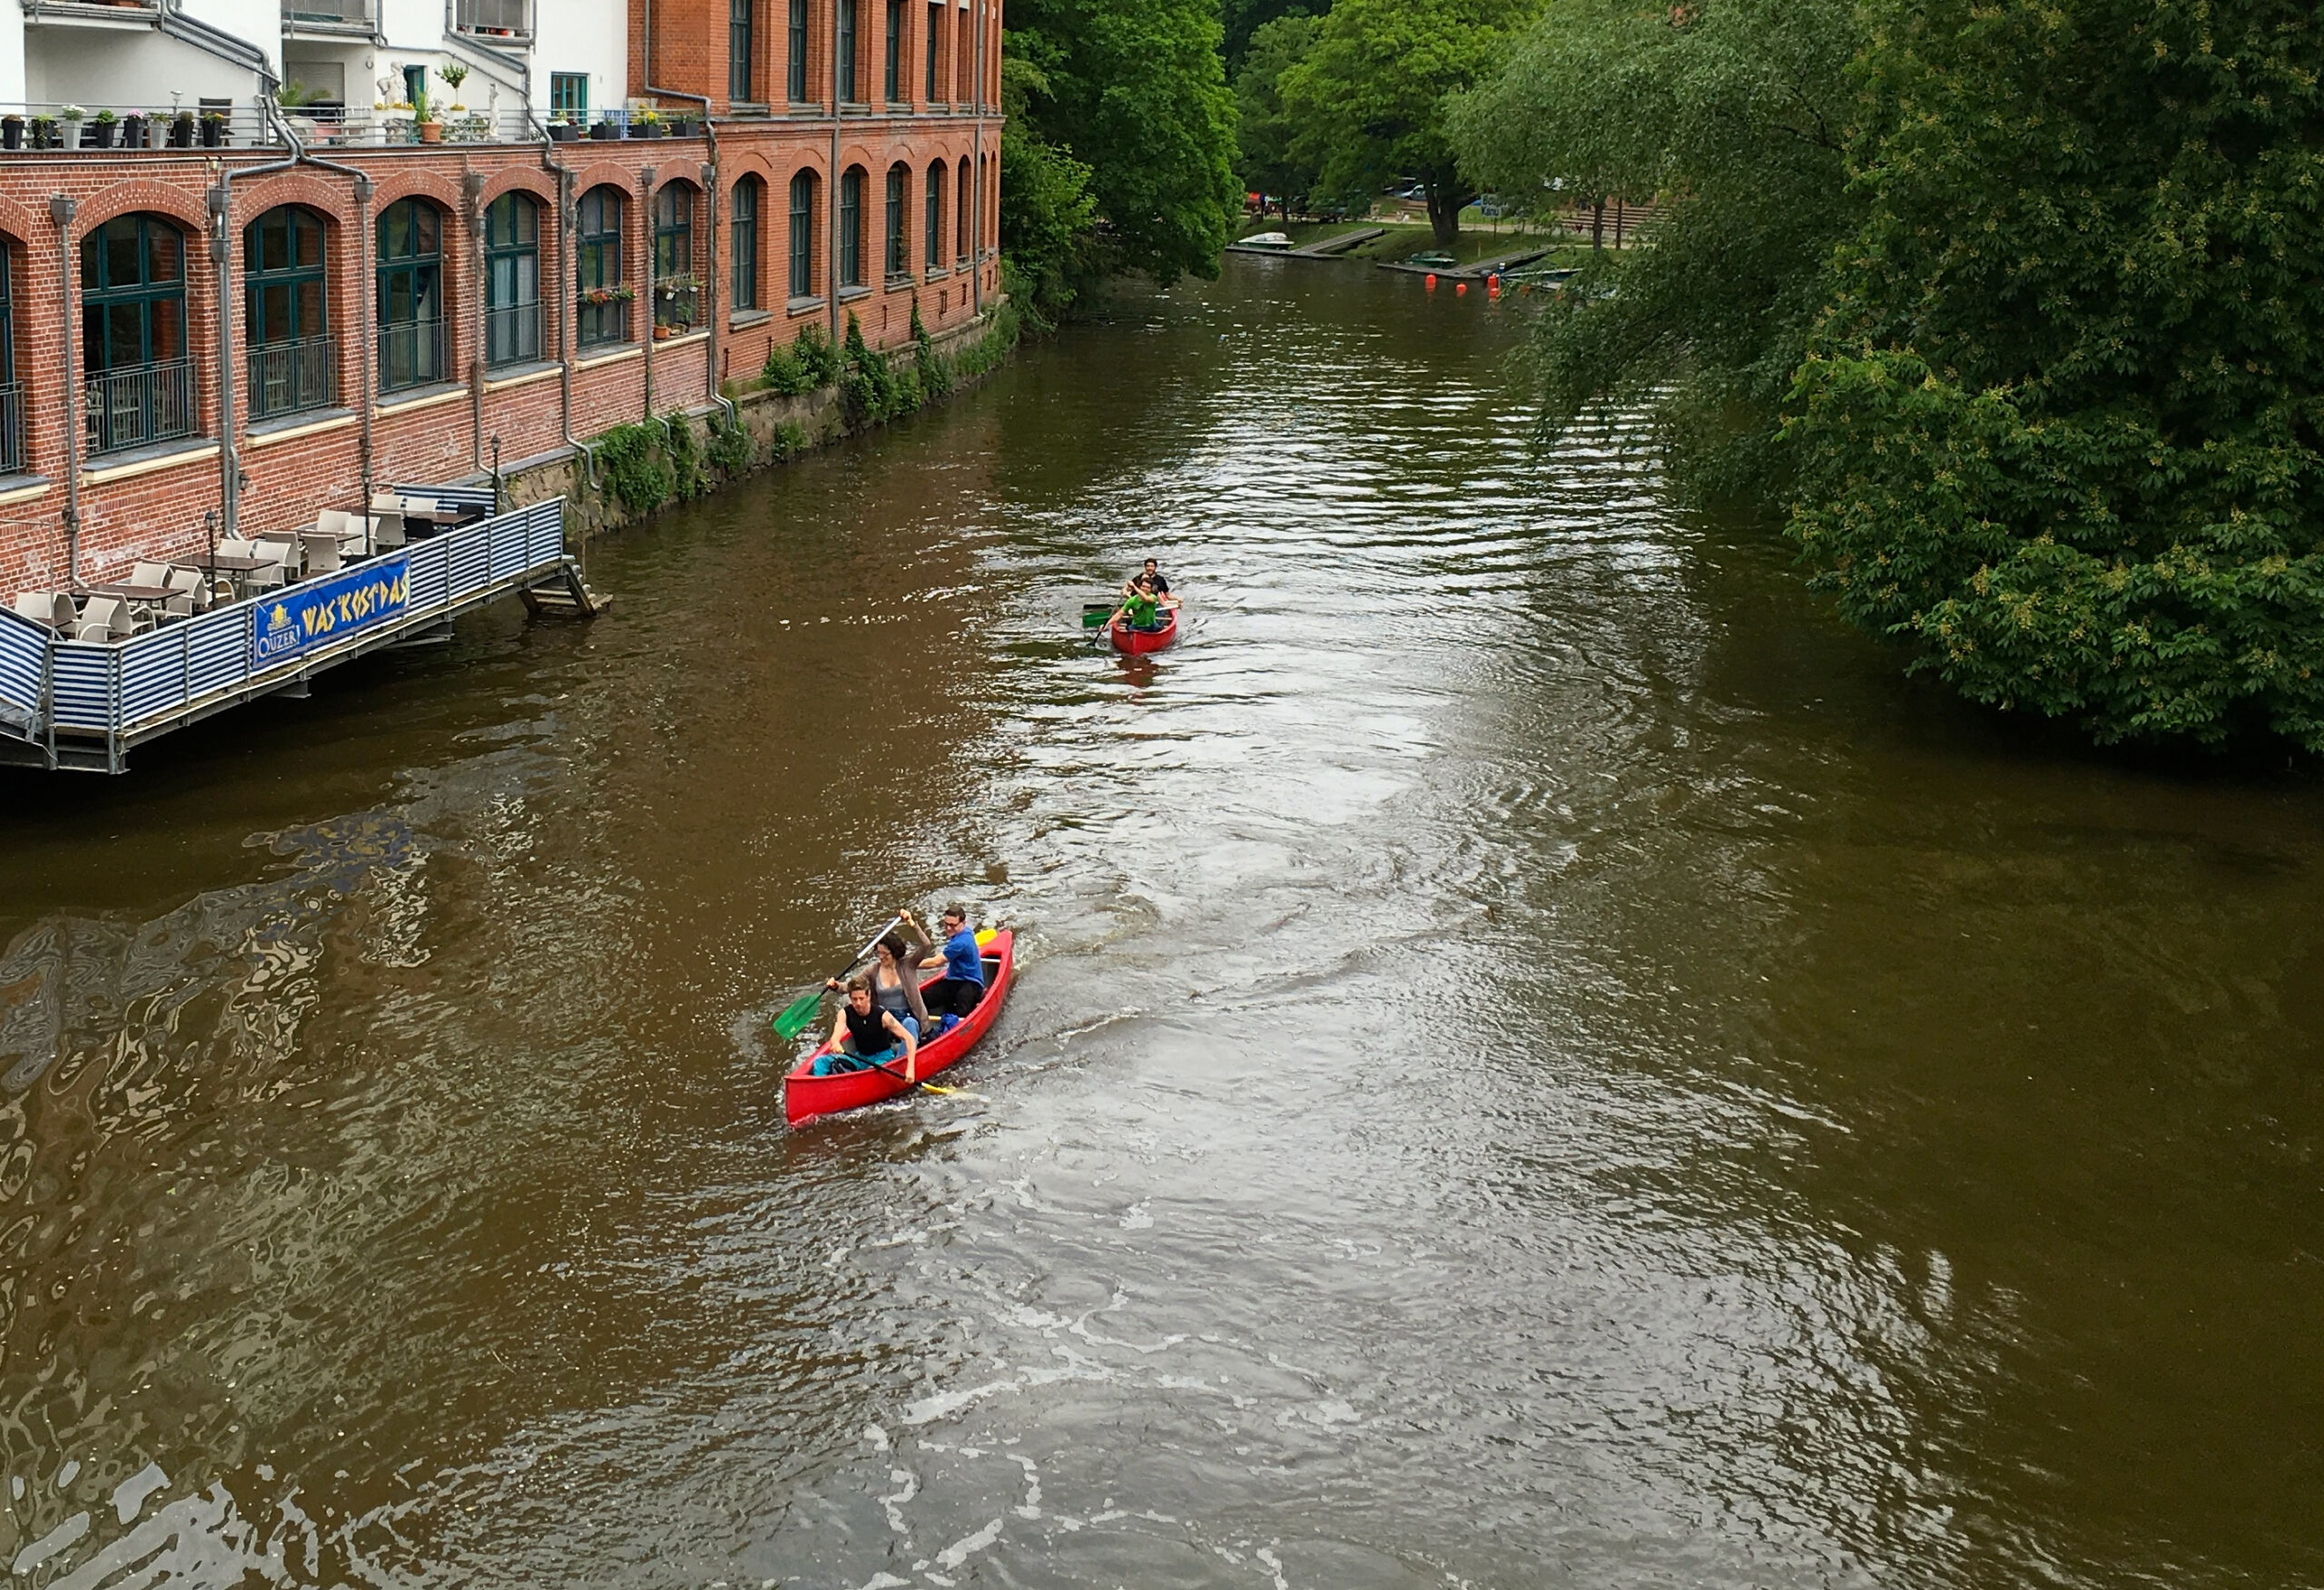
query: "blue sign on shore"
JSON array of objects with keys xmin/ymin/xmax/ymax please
[{"xmin": 251, "ymin": 555, "xmax": 411, "ymax": 669}]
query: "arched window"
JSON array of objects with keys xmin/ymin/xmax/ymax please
[
  {"xmin": 839, "ymin": 166, "xmax": 864, "ymax": 288},
  {"xmin": 0, "ymin": 245, "xmax": 20, "ymax": 475},
  {"xmin": 375, "ymin": 198, "xmax": 443, "ymax": 393},
  {"xmin": 654, "ymin": 183, "xmax": 696, "ymax": 331},
  {"xmin": 788, "ymin": 0, "xmax": 809, "ymax": 101},
  {"xmin": 924, "ymin": 161, "xmax": 944, "ymax": 270},
  {"xmin": 82, "ymin": 213, "xmax": 191, "ymax": 454},
  {"xmin": 836, "ymin": 0, "xmax": 858, "ymax": 102},
  {"xmin": 956, "ymin": 155, "xmax": 970, "ymax": 261},
  {"xmin": 732, "ymin": 177, "xmax": 763, "ymax": 312},
  {"xmin": 244, "ymin": 205, "xmax": 330, "ymax": 419},
  {"xmin": 884, "ymin": 163, "xmax": 909, "ymax": 280},
  {"xmin": 576, "ymin": 185, "xmax": 627, "ymax": 348},
  {"xmin": 788, "ymin": 170, "xmax": 817, "ymax": 299},
  {"xmin": 884, "ymin": 0, "xmax": 903, "ymax": 102},
  {"xmin": 484, "ymin": 191, "xmax": 541, "ymax": 367}
]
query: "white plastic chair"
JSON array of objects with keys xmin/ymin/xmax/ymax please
[
  {"xmin": 12, "ymin": 592, "xmax": 73, "ymax": 630},
  {"xmin": 74, "ymin": 596, "xmax": 130, "ymax": 643},
  {"xmin": 132, "ymin": 560, "xmax": 173, "ymax": 588}
]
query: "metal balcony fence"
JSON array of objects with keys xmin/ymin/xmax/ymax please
[
  {"xmin": 484, "ymin": 301, "xmax": 542, "ymax": 367},
  {"xmin": 0, "ymin": 383, "xmax": 22, "ymax": 476},
  {"xmin": 247, "ymin": 336, "xmax": 337, "ymax": 420},
  {"xmin": 84, "ymin": 358, "xmax": 195, "ymax": 456},
  {"xmin": 454, "ymin": 0, "xmax": 531, "ymax": 37},
  {"xmin": 281, "ymin": 0, "xmax": 371, "ymax": 25},
  {"xmin": 379, "ymin": 318, "xmax": 447, "ymax": 393}
]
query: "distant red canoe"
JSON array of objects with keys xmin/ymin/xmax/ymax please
[
  {"xmin": 783, "ymin": 929, "xmax": 1014, "ymax": 1126},
  {"xmin": 1110, "ymin": 611, "xmax": 1178, "ymax": 654}
]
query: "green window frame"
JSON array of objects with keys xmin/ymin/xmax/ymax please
[
  {"xmin": 924, "ymin": 162, "xmax": 943, "ymax": 269},
  {"xmin": 885, "ymin": 163, "xmax": 908, "ymax": 279},
  {"xmin": 789, "ymin": 170, "xmax": 815, "ymax": 299},
  {"xmin": 731, "ymin": 0, "xmax": 753, "ymax": 103},
  {"xmin": 484, "ymin": 191, "xmax": 541, "ymax": 366},
  {"xmin": 837, "ymin": 0, "xmax": 857, "ymax": 102},
  {"xmin": 788, "ymin": 0, "xmax": 809, "ymax": 101},
  {"xmin": 733, "ymin": 178, "xmax": 762, "ymax": 311},
  {"xmin": 243, "ymin": 205, "xmax": 330, "ymax": 418},
  {"xmin": 839, "ymin": 167, "xmax": 863, "ymax": 287},
  {"xmin": 550, "ymin": 73, "xmax": 588, "ymax": 118},
  {"xmin": 82, "ymin": 213, "xmax": 186, "ymax": 375},
  {"xmin": 576, "ymin": 185, "xmax": 627, "ymax": 348},
  {"xmin": 375, "ymin": 198, "xmax": 443, "ymax": 392},
  {"xmin": 654, "ymin": 184, "xmax": 696, "ymax": 329}
]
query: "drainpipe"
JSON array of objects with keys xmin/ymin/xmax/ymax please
[
  {"xmin": 50, "ymin": 195, "xmax": 78, "ymax": 590},
  {"xmin": 970, "ymin": 0, "xmax": 982, "ymax": 313},
  {"xmin": 259, "ymin": 104, "xmax": 378, "ymax": 554},
  {"xmin": 641, "ymin": 0, "xmax": 732, "ymax": 424},
  {"xmin": 830, "ymin": 0, "xmax": 843, "ymax": 345},
  {"xmin": 640, "ymin": 164, "xmax": 656, "ymax": 417},
  {"xmin": 212, "ymin": 131, "xmax": 305, "ymax": 545},
  {"xmin": 533, "ymin": 113, "xmax": 597, "ymax": 493},
  {"xmin": 465, "ymin": 167, "xmax": 487, "ymax": 474}
]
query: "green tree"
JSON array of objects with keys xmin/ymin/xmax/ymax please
[
  {"xmin": 1223, "ymin": 0, "xmax": 1322, "ymax": 72},
  {"xmin": 1280, "ymin": 0, "xmax": 1537, "ymax": 246},
  {"xmin": 999, "ymin": 49, "xmax": 1099, "ymax": 325},
  {"xmin": 1787, "ymin": 0, "xmax": 2324, "ymax": 747},
  {"xmin": 1449, "ymin": 0, "xmax": 1863, "ymax": 495},
  {"xmin": 1005, "ymin": 0, "xmax": 1242, "ymax": 286},
  {"xmin": 1234, "ymin": 13, "xmax": 1324, "ymax": 218}
]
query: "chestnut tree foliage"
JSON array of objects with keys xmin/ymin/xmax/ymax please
[{"xmin": 1462, "ymin": 0, "xmax": 2324, "ymax": 747}]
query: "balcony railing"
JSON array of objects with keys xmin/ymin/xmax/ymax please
[
  {"xmin": 85, "ymin": 358, "xmax": 195, "ymax": 456},
  {"xmin": 484, "ymin": 302, "xmax": 542, "ymax": 368},
  {"xmin": 0, "ymin": 382, "xmax": 23, "ymax": 476},
  {"xmin": 379, "ymin": 318, "xmax": 447, "ymax": 394},
  {"xmin": 281, "ymin": 0, "xmax": 371, "ymax": 27},
  {"xmin": 454, "ymin": 0, "xmax": 531, "ymax": 39},
  {"xmin": 247, "ymin": 336, "xmax": 336, "ymax": 420}
]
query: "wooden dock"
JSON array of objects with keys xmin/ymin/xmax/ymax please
[
  {"xmin": 1225, "ymin": 225, "xmax": 1389, "ymax": 260},
  {"xmin": 1377, "ymin": 246, "xmax": 1553, "ymax": 280}
]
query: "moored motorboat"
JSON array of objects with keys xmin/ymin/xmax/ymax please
[
  {"xmin": 783, "ymin": 929, "xmax": 1014, "ymax": 1125},
  {"xmin": 1110, "ymin": 611, "xmax": 1178, "ymax": 654}
]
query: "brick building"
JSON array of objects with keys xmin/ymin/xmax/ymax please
[{"xmin": 0, "ymin": 0, "xmax": 1002, "ymax": 596}]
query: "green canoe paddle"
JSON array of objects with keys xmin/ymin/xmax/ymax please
[
  {"xmin": 771, "ymin": 914, "xmax": 901, "ymax": 1041},
  {"xmin": 1082, "ymin": 601, "xmax": 1116, "ymax": 629}
]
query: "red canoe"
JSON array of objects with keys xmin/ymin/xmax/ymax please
[
  {"xmin": 1110, "ymin": 610, "xmax": 1178, "ymax": 654},
  {"xmin": 783, "ymin": 928, "xmax": 1015, "ymax": 1126}
]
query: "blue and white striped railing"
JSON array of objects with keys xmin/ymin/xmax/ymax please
[{"xmin": 0, "ymin": 498, "xmax": 565, "ymax": 761}]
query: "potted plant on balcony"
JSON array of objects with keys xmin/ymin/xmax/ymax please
[
  {"xmin": 122, "ymin": 110, "xmax": 148, "ymax": 148},
  {"xmin": 30, "ymin": 115, "xmax": 58, "ymax": 150},
  {"xmin": 168, "ymin": 108, "xmax": 195, "ymax": 147},
  {"xmin": 589, "ymin": 114, "xmax": 618, "ymax": 140},
  {"xmin": 628, "ymin": 107, "xmax": 663, "ymax": 139},
  {"xmin": 547, "ymin": 112, "xmax": 578, "ymax": 143},
  {"xmin": 666, "ymin": 113, "xmax": 700, "ymax": 137},
  {"xmin": 90, "ymin": 108, "xmax": 118, "ymax": 148},
  {"xmin": 60, "ymin": 104, "xmax": 85, "ymax": 147},
  {"xmin": 411, "ymin": 82, "xmax": 441, "ymax": 143},
  {"xmin": 200, "ymin": 108, "xmax": 227, "ymax": 147},
  {"xmin": 1, "ymin": 115, "xmax": 22, "ymax": 152}
]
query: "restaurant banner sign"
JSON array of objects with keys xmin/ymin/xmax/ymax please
[{"xmin": 251, "ymin": 555, "xmax": 411, "ymax": 669}]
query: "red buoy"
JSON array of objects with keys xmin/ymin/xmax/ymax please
[
  {"xmin": 1424, "ymin": 272, "xmax": 1438, "ymax": 290},
  {"xmin": 1455, "ymin": 280, "xmax": 1469, "ymax": 296}
]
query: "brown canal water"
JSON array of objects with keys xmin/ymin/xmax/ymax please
[{"xmin": 2, "ymin": 258, "xmax": 2321, "ymax": 1589}]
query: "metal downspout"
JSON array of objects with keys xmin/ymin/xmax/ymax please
[
  {"xmin": 213, "ymin": 122, "xmax": 304, "ymax": 545},
  {"xmin": 639, "ymin": 166, "xmax": 655, "ymax": 417},
  {"xmin": 830, "ymin": 0, "xmax": 843, "ymax": 345},
  {"xmin": 466, "ymin": 168, "xmax": 487, "ymax": 475},
  {"xmin": 641, "ymin": 0, "xmax": 734, "ymax": 424},
  {"xmin": 535, "ymin": 117, "xmax": 598, "ymax": 493},
  {"xmin": 51, "ymin": 195, "xmax": 78, "ymax": 593},
  {"xmin": 970, "ymin": 0, "xmax": 982, "ymax": 313}
]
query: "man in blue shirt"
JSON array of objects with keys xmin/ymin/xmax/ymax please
[{"xmin": 918, "ymin": 901, "xmax": 987, "ymax": 1031}]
